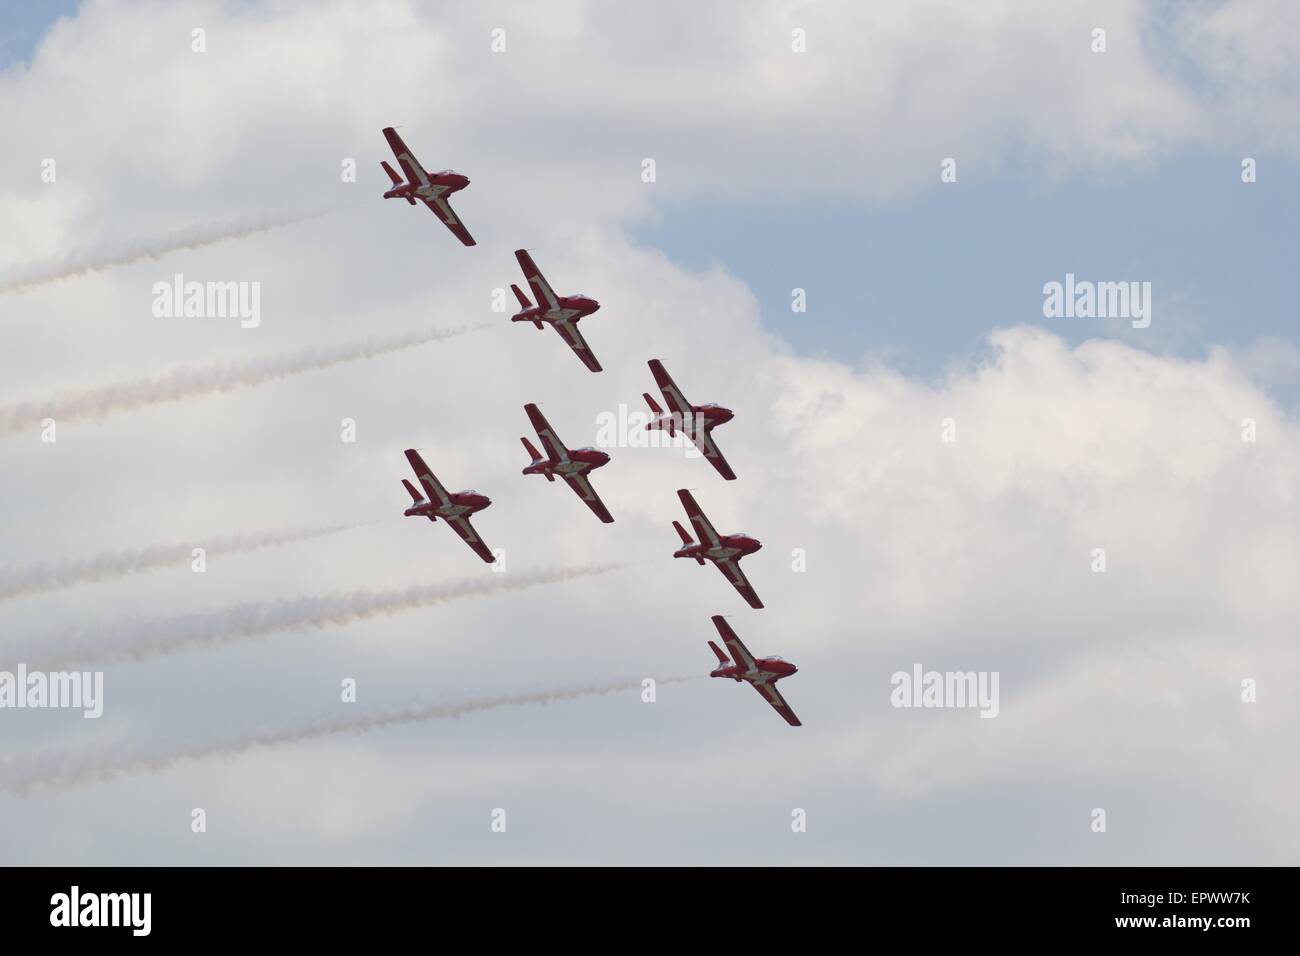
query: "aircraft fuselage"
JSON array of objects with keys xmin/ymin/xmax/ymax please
[
  {"xmin": 649, "ymin": 403, "xmax": 733, "ymax": 434},
  {"xmin": 525, "ymin": 447, "xmax": 610, "ymax": 479},
  {"xmin": 384, "ymin": 170, "xmax": 469, "ymax": 203},
  {"xmin": 711, "ymin": 658, "xmax": 797, "ymax": 684},
  {"xmin": 676, "ymin": 534, "xmax": 761, "ymax": 563},
  {"xmin": 512, "ymin": 296, "xmax": 599, "ymax": 327},
  {"xmin": 404, "ymin": 491, "xmax": 490, "ymax": 521}
]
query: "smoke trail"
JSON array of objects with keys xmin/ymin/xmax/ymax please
[
  {"xmin": 0, "ymin": 208, "xmax": 335, "ymax": 295},
  {"xmin": 0, "ymin": 322, "xmax": 489, "ymax": 436},
  {"xmin": 0, "ymin": 677, "xmax": 694, "ymax": 796},
  {"xmin": 0, "ymin": 522, "xmax": 362, "ymax": 604},
  {"xmin": 11, "ymin": 563, "xmax": 627, "ymax": 670}
]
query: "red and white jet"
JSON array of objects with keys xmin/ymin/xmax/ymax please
[
  {"xmin": 402, "ymin": 449, "xmax": 495, "ymax": 563},
  {"xmin": 644, "ymin": 359, "xmax": 737, "ymax": 480},
  {"xmin": 510, "ymin": 249, "xmax": 602, "ymax": 372},
  {"xmin": 708, "ymin": 616, "xmax": 801, "ymax": 726},
  {"xmin": 672, "ymin": 489, "xmax": 763, "ymax": 609},
  {"xmin": 381, "ymin": 127, "xmax": 476, "ymax": 246},
  {"xmin": 521, "ymin": 403, "xmax": 614, "ymax": 523}
]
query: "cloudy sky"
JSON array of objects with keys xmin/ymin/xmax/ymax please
[{"xmin": 1, "ymin": 0, "xmax": 1297, "ymax": 865}]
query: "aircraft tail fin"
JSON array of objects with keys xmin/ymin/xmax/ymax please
[
  {"xmin": 521, "ymin": 437, "xmax": 554, "ymax": 480},
  {"xmin": 381, "ymin": 160, "xmax": 403, "ymax": 186},
  {"xmin": 644, "ymin": 392, "xmax": 663, "ymax": 416},
  {"xmin": 675, "ymin": 520, "xmax": 703, "ymax": 563},
  {"xmin": 401, "ymin": 478, "xmax": 423, "ymax": 504},
  {"xmin": 708, "ymin": 639, "xmax": 730, "ymax": 666},
  {"xmin": 511, "ymin": 283, "xmax": 531, "ymax": 309}
]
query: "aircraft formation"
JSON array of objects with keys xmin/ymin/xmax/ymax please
[{"xmin": 384, "ymin": 127, "xmax": 801, "ymax": 727}]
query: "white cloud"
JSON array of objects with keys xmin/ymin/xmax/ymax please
[
  {"xmin": 0, "ymin": 0, "xmax": 1296, "ymax": 864},
  {"xmin": 1177, "ymin": 0, "xmax": 1300, "ymax": 152},
  {"xmin": 1, "ymin": 0, "xmax": 1290, "ymax": 266}
]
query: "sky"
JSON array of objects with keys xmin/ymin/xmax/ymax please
[{"xmin": 0, "ymin": 0, "xmax": 1297, "ymax": 865}]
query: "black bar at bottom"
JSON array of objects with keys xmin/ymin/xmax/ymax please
[{"xmin": 0, "ymin": 866, "xmax": 1277, "ymax": 941}]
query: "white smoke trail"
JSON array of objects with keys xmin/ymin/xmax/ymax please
[
  {"xmin": 0, "ymin": 322, "xmax": 489, "ymax": 436},
  {"xmin": 0, "ymin": 676, "xmax": 694, "ymax": 796},
  {"xmin": 10, "ymin": 563, "xmax": 627, "ymax": 669},
  {"xmin": 0, "ymin": 208, "xmax": 336, "ymax": 295},
  {"xmin": 0, "ymin": 522, "xmax": 363, "ymax": 604}
]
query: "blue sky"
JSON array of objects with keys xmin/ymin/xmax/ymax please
[
  {"xmin": 641, "ymin": 152, "xmax": 1300, "ymax": 380},
  {"xmin": 9, "ymin": 3, "xmax": 1297, "ymax": 380},
  {"xmin": 0, "ymin": 1, "xmax": 79, "ymax": 67}
]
